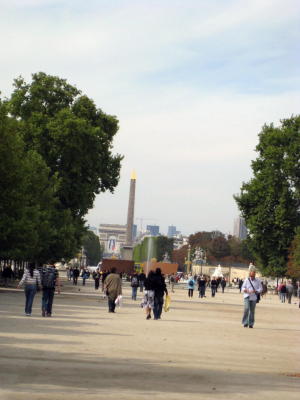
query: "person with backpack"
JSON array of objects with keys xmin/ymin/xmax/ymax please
[
  {"xmin": 187, "ymin": 276, "xmax": 195, "ymax": 298},
  {"xmin": 41, "ymin": 263, "xmax": 60, "ymax": 317},
  {"xmin": 131, "ymin": 273, "xmax": 139, "ymax": 300},
  {"xmin": 17, "ymin": 262, "xmax": 41, "ymax": 316}
]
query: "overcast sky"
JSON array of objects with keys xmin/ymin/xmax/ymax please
[{"xmin": 1, "ymin": 0, "xmax": 299, "ymax": 236}]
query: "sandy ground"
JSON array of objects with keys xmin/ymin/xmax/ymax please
[{"xmin": 0, "ymin": 277, "xmax": 299, "ymax": 400}]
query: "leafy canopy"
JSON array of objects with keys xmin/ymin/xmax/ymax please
[{"xmin": 235, "ymin": 116, "xmax": 300, "ymax": 277}]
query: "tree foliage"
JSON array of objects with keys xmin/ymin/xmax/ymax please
[
  {"xmin": 0, "ymin": 72, "xmax": 122, "ymax": 263},
  {"xmin": 82, "ymin": 231, "xmax": 102, "ymax": 266},
  {"xmin": 156, "ymin": 236, "xmax": 174, "ymax": 262},
  {"xmin": 287, "ymin": 227, "xmax": 300, "ymax": 279},
  {"xmin": 172, "ymin": 245, "xmax": 188, "ymax": 270},
  {"xmin": 235, "ymin": 116, "xmax": 300, "ymax": 277}
]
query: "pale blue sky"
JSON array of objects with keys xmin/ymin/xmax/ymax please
[{"xmin": 1, "ymin": 0, "xmax": 299, "ymax": 235}]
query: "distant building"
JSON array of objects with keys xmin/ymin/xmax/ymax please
[
  {"xmin": 99, "ymin": 224, "xmax": 127, "ymax": 257},
  {"xmin": 146, "ymin": 225, "xmax": 160, "ymax": 236},
  {"xmin": 233, "ymin": 217, "xmax": 247, "ymax": 240},
  {"xmin": 173, "ymin": 235, "xmax": 188, "ymax": 249},
  {"xmin": 132, "ymin": 224, "xmax": 137, "ymax": 241},
  {"xmin": 168, "ymin": 225, "xmax": 180, "ymax": 238}
]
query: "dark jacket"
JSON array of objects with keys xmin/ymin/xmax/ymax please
[{"xmin": 152, "ymin": 273, "xmax": 168, "ymax": 297}]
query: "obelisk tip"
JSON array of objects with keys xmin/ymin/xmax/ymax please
[{"xmin": 131, "ymin": 170, "xmax": 137, "ymax": 180}]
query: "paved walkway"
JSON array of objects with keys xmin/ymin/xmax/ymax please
[{"xmin": 0, "ymin": 279, "xmax": 299, "ymax": 400}]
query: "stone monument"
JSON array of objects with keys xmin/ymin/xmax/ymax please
[{"xmin": 121, "ymin": 171, "xmax": 136, "ymax": 260}]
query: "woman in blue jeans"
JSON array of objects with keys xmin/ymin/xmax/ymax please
[{"xmin": 18, "ymin": 263, "xmax": 41, "ymax": 316}]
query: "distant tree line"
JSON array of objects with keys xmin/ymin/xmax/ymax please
[
  {"xmin": 0, "ymin": 72, "xmax": 122, "ymax": 266},
  {"xmin": 172, "ymin": 231, "xmax": 253, "ymax": 270}
]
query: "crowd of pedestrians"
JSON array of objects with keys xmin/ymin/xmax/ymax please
[{"xmin": 3, "ymin": 261, "xmax": 300, "ymax": 323}]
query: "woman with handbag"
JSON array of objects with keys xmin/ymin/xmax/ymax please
[
  {"xmin": 17, "ymin": 262, "xmax": 41, "ymax": 316},
  {"xmin": 241, "ymin": 264, "xmax": 262, "ymax": 328}
]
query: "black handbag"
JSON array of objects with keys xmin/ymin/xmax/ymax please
[{"xmin": 248, "ymin": 278, "xmax": 260, "ymax": 303}]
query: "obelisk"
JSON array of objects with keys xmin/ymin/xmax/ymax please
[{"xmin": 121, "ymin": 170, "xmax": 136, "ymax": 260}]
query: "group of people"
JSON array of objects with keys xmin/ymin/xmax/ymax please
[
  {"xmin": 17, "ymin": 262, "xmax": 60, "ymax": 316},
  {"xmin": 185, "ymin": 275, "xmax": 228, "ymax": 298},
  {"xmin": 277, "ymin": 280, "xmax": 296, "ymax": 304},
  {"xmin": 15, "ymin": 261, "xmax": 299, "ymax": 329}
]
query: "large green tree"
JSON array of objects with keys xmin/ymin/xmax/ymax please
[
  {"xmin": 1, "ymin": 72, "xmax": 122, "ymax": 263},
  {"xmin": 235, "ymin": 116, "xmax": 300, "ymax": 277},
  {"xmin": 9, "ymin": 72, "xmax": 122, "ymax": 218},
  {"xmin": 287, "ymin": 227, "xmax": 300, "ymax": 279},
  {"xmin": 82, "ymin": 231, "xmax": 102, "ymax": 266},
  {"xmin": 0, "ymin": 100, "xmax": 60, "ymax": 262}
]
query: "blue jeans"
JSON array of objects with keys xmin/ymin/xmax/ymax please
[
  {"xmin": 42, "ymin": 288, "xmax": 55, "ymax": 315},
  {"xmin": 199, "ymin": 286, "xmax": 206, "ymax": 297},
  {"xmin": 25, "ymin": 285, "xmax": 37, "ymax": 314},
  {"xmin": 242, "ymin": 297, "xmax": 257, "ymax": 327},
  {"xmin": 131, "ymin": 286, "xmax": 138, "ymax": 300},
  {"xmin": 211, "ymin": 286, "xmax": 216, "ymax": 297}
]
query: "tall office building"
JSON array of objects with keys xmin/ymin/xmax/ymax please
[
  {"xmin": 146, "ymin": 225, "xmax": 160, "ymax": 236},
  {"xmin": 132, "ymin": 224, "xmax": 137, "ymax": 241},
  {"xmin": 233, "ymin": 217, "xmax": 247, "ymax": 240},
  {"xmin": 168, "ymin": 225, "xmax": 180, "ymax": 238}
]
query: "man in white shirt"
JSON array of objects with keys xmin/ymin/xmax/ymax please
[{"xmin": 241, "ymin": 264, "xmax": 262, "ymax": 328}]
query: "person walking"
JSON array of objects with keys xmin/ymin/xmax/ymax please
[
  {"xmin": 197, "ymin": 276, "xmax": 206, "ymax": 298},
  {"xmin": 142, "ymin": 270, "xmax": 155, "ymax": 319},
  {"xmin": 211, "ymin": 277, "xmax": 217, "ymax": 297},
  {"xmin": 81, "ymin": 268, "xmax": 89, "ymax": 286},
  {"xmin": 241, "ymin": 264, "xmax": 262, "ymax": 328},
  {"xmin": 104, "ymin": 268, "xmax": 122, "ymax": 313},
  {"xmin": 130, "ymin": 273, "xmax": 139, "ymax": 300},
  {"xmin": 187, "ymin": 276, "xmax": 195, "ymax": 298},
  {"xmin": 169, "ymin": 274, "xmax": 176, "ymax": 293},
  {"xmin": 93, "ymin": 269, "xmax": 101, "ymax": 290},
  {"xmin": 286, "ymin": 280, "xmax": 293, "ymax": 304},
  {"xmin": 280, "ymin": 282, "xmax": 287, "ymax": 303},
  {"xmin": 138, "ymin": 272, "xmax": 146, "ymax": 292},
  {"xmin": 221, "ymin": 277, "xmax": 226, "ymax": 293},
  {"xmin": 152, "ymin": 268, "xmax": 168, "ymax": 320},
  {"xmin": 73, "ymin": 267, "xmax": 79, "ymax": 285},
  {"xmin": 17, "ymin": 263, "xmax": 41, "ymax": 316},
  {"xmin": 41, "ymin": 263, "xmax": 60, "ymax": 317}
]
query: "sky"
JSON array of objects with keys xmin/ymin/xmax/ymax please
[{"xmin": 1, "ymin": 0, "xmax": 299, "ymax": 236}]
